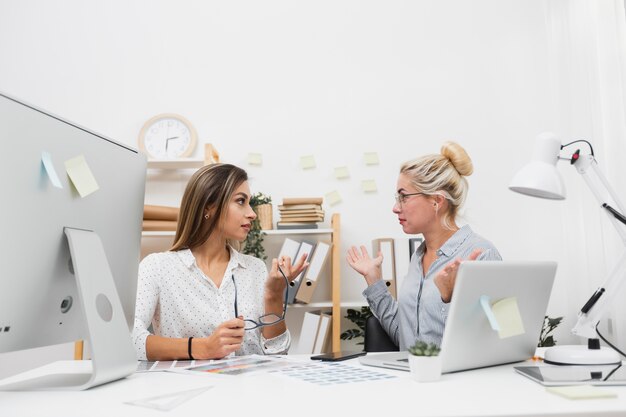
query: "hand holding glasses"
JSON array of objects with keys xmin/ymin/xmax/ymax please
[{"xmin": 232, "ymin": 265, "xmax": 289, "ymax": 331}]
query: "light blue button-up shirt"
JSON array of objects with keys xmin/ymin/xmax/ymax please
[{"xmin": 363, "ymin": 225, "xmax": 502, "ymax": 350}]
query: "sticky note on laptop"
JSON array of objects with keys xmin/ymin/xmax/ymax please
[
  {"xmin": 546, "ymin": 385, "xmax": 617, "ymax": 400},
  {"xmin": 491, "ymin": 297, "xmax": 525, "ymax": 339}
]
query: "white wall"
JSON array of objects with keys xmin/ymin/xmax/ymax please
[{"xmin": 2, "ymin": 0, "xmax": 595, "ymax": 369}]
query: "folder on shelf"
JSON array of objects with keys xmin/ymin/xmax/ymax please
[
  {"xmin": 295, "ymin": 310, "xmax": 332, "ymax": 354},
  {"xmin": 295, "ymin": 241, "xmax": 332, "ymax": 304},
  {"xmin": 313, "ymin": 311, "xmax": 332, "ymax": 354},
  {"xmin": 372, "ymin": 238, "xmax": 397, "ymax": 298},
  {"xmin": 287, "ymin": 241, "xmax": 315, "ymax": 304},
  {"xmin": 295, "ymin": 310, "xmax": 321, "ymax": 354}
]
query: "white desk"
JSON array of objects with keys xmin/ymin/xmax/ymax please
[{"xmin": 1, "ymin": 356, "xmax": 625, "ymax": 417}]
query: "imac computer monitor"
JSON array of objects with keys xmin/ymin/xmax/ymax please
[{"xmin": 0, "ymin": 92, "xmax": 146, "ymax": 389}]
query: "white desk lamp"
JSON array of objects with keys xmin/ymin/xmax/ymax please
[{"xmin": 509, "ymin": 132, "xmax": 626, "ymax": 365}]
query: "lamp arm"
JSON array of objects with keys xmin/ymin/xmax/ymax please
[{"xmin": 570, "ymin": 155, "xmax": 626, "ymax": 339}]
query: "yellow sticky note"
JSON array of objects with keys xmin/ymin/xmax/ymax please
[
  {"xmin": 491, "ymin": 297, "xmax": 525, "ymax": 339},
  {"xmin": 364, "ymin": 152, "xmax": 379, "ymax": 165},
  {"xmin": 546, "ymin": 385, "xmax": 617, "ymax": 400},
  {"xmin": 300, "ymin": 155, "xmax": 316, "ymax": 169},
  {"xmin": 248, "ymin": 153, "xmax": 262, "ymax": 166},
  {"xmin": 64, "ymin": 155, "xmax": 99, "ymax": 198},
  {"xmin": 334, "ymin": 166, "xmax": 350, "ymax": 180},
  {"xmin": 325, "ymin": 190, "xmax": 342, "ymax": 206},
  {"xmin": 361, "ymin": 179, "xmax": 377, "ymax": 193}
]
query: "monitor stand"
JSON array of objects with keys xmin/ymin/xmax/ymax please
[{"xmin": 0, "ymin": 228, "xmax": 137, "ymax": 390}]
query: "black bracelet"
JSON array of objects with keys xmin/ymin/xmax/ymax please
[{"xmin": 188, "ymin": 337, "xmax": 195, "ymax": 360}]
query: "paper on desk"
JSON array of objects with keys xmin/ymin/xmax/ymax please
[
  {"xmin": 41, "ymin": 151, "xmax": 63, "ymax": 188},
  {"xmin": 64, "ymin": 155, "xmax": 99, "ymax": 197},
  {"xmin": 125, "ymin": 386, "xmax": 212, "ymax": 411},
  {"xmin": 546, "ymin": 385, "xmax": 617, "ymax": 400},
  {"xmin": 491, "ymin": 297, "xmax": 525, "ymax": 339}
]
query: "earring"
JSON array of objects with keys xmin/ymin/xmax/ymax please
[{"xmin": 204, "ymin": 214, "xmax": 210, "ymax": 220}]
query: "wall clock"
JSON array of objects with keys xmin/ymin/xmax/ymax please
[{"xmin": 138, "ymin": 113, "xmax": 198, "ymax": 159}]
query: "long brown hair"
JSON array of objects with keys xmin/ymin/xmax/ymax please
[{"xmin": 171, "ymin": 163, "xmax": 248, "ymax": 251}]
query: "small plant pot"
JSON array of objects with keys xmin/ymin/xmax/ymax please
[
  {"xmin": 408, "ymin": 355, "xmax": 442, "ymax": 382},
  {"xmin": 255, "ymin": 204, "xmax": 273, "ymax": 230}
]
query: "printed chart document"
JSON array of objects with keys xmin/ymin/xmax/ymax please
[{"xmin": 170, "ymin": 355, "xmax": 295, "ymax": 376}]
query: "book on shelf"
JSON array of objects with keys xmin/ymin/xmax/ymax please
[
  {"xmin": 278, "ymin": 204, "xmax": 322, "ymax": 211},
  {"xmin": 278, "ymin": 215, "xmax": 324, "ymax": 222},
  {"xmin": 278, "ymin": 208, "xmax": 324, "ymax": 215},
  {"xmin": 276, "ymin": 222, "xmax": 319, "ymax": 230},
  {"xmin": 282, "ymin": 197, "xmax": 323, "ymax": 205}
]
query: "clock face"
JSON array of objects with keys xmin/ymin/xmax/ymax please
[{"xmin": 139, "ymin": 114, "xmax": 197, "ymax": 159}]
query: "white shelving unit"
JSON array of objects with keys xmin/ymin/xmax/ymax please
[{"xmin": 146, "ymin": 158, "xmax": 204, "ymax": 170}]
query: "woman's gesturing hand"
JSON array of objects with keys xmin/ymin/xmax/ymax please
[{"xmin": 346, "ymin": 245, "xmax": 383, "ymax": 286}]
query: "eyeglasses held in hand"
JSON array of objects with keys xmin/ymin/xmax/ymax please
[{"xmin": 232, "ymin": 266, "xmax": 289, "ymax": 331}]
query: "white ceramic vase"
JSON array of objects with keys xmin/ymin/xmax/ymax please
[{"xmin": 408, "ymin": 354, "xmax": 442, "ymax": 382}]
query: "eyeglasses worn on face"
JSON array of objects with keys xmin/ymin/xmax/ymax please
[
  {"xmin": 394, "ymin": 192, "xmax": 426, "ymax": 206},
  {"xmin": 232, "ymin": 266, "xmax": 289, "ymax": 331}
]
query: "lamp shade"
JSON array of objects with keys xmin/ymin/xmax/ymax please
[{"xmin": 509, "ymin": 132, "xmax": 566, "ymax": 200}]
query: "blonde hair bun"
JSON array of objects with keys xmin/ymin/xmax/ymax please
[{"xmin": 441, "ymin": 141, "xmax": 473, "ymax": 177}]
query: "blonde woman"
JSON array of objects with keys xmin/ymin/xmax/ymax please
[
  {"xmin": 132, "ymin": 164, "xmax": 307, "ymax": 360},
  {"xmin": 347, "ymin": 142, "xmax": 501, "ymax": 349}
]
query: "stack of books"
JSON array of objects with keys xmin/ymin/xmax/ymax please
[{"xmin": 277, "ymin": 197, "xmax": 324, "ymax": 229}]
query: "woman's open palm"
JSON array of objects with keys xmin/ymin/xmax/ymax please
[{"xmin": 346, "ymin": 245, "xmax": 383, "ymax": 285}]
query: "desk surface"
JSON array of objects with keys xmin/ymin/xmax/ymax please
[{"xmin": 1, "ymin": 355, "xmax": 625, "ymax": 417}]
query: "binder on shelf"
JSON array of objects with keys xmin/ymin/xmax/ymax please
[
  {"xmin": 287, "ymin": 241, "xmax": 315, "ymax": 304},
  {"xmin": 278, "ymin": 238, "xmax": 300, "ymax": 263},
  {"xmin": 296, "ymin": 310, "xmax": 322, "ymax": 354},
  {"xmin": 372, "ymin": 238, "xmax": 397, "ymax": 298},
  {"xmin": 294, "ymin": 310, "xmax": 332, "ymax": 354},
  {"xmin": 313, "ymin": 311, "xmax": 332, "ymax": 354},
  {"xmin": 295, "ymin": 241, "xmax": 332, "ymax": 304}
]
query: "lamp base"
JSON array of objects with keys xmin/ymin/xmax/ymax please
[{"xmin": 544, "ymin": 345, "xmax": 621, "ymax": 366}]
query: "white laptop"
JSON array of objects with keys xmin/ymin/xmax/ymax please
[{"xmin": 359, "ymin": 260, "xmax": 557, "ymax": 373}]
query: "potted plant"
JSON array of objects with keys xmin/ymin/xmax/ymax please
[
  {"xmin": 538, "ymin": 315, "xmax": 563, "ymax": 347},
  {"xmin": 242, "ymin": 192, "xmax": 272, "ymax": 260},
  {"xmin": 407, "ymin": 341, "xmax": 442, "ymax": 382},
  {"xmin": 250, "ymin": 192, "xmax": 273, "ymax": 230}
]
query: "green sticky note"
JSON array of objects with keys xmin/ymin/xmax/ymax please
[
  {"xmin": 325, "ymin": 190, "xmax": 342, "ymax": 206},
  {"xmin": 361, "ymin": 179, "xmax": 377, "ymax": 193},
  {"xmin": 546, "ymin": 385, "xmax": 617, "ymax": 400},
  {"xmin": 248, "ymin": 153, "xmax": 263, "ymax": 166},
  {"xmin": 334, "ymin": 166, "xmax": 350, "ymax": 180},
  {"xmin": 300, "ymin": 155, "xmax": 316, "ymax": 169},
  {"xmin": 64, "ymin": 155, "xmax": 99, "ymax": 198},
  {"xmin": 491, "ymin": 297, "xmax": 525, "ymax": 339},
  {"xmin": 364, "ymin": 152, "xmax": 379, "ymax": 165}
]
